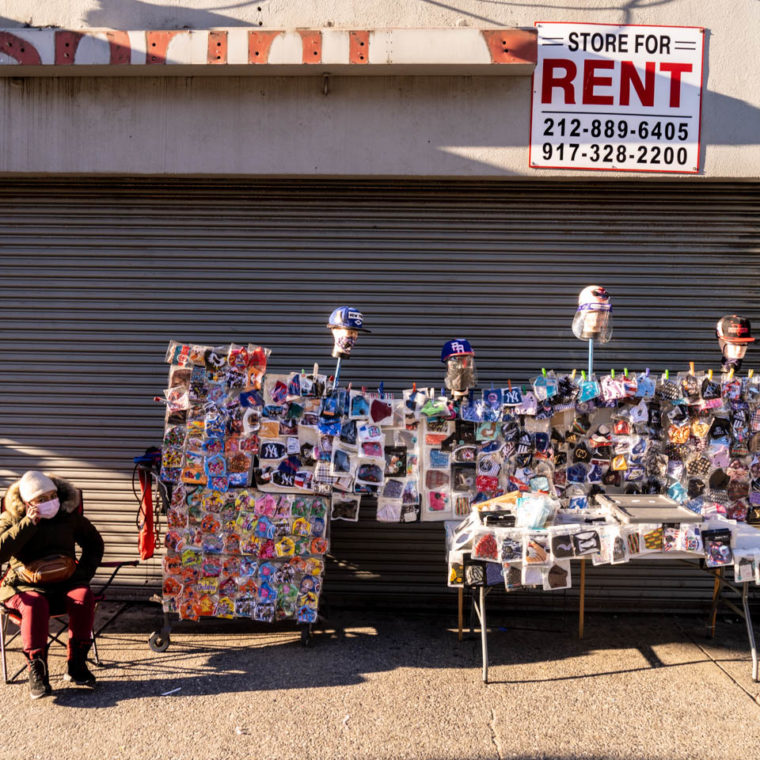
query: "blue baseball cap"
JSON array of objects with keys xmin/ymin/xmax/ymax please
[
  {"xmin": 441, "ymin": 339, "xmax": 474, "ymax": 363},
  {"xmin": 327, "ymin": 306, "xmax": 371, "ymax": 333}
]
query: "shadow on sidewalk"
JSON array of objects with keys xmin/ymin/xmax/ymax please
[{"xmin": 2, "ymin": 604, "xmax": 749, "ymax": 707}]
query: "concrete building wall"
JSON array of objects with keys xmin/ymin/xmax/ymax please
[{"xmin": 0, "ymin": 0, "xmax": 757, "ymax": 178}]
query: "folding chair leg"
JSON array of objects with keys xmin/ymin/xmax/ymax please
[
  {"xmin": 0, "ymin": 612, "xmax": 24, "ymax": 684},
  {"xmin": 91, "ymin": 629, "xmax": 101, "ymax": 666},
  {"xmin": 1, "ymin": 612, "xmax": 7, "ymax": 684}
]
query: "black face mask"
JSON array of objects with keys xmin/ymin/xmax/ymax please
[{"xmin": 721, "ymin": 355, "xmax": 743, "ymax": 372}]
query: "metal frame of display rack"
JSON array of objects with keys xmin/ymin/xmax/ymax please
[{"xmin": 133, "ymin": 452, "xmax": 344, "ymax": 654}]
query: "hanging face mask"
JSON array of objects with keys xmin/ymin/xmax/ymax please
[
  {"xmin": 35, "ymin": 498, "xmax": 60, "ymax": 519},
  {"xmin": 572, "ymin": 285, "xmax": 613, "ymax": 343},
  {"xmin": 719, "ymin": 339, "xmax": 747, "ymax": 371},
  {"xmin": 445, "ymin": 355, "xmax": 477, "ymax": 396},
  {"xmin": 330, "ymin": 327, "xmax": 358, "ymax": 359}
]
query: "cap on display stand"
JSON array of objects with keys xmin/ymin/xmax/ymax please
[
  {"xmin": 327, "ymin": 307, "xmax": 371, "ymax": 334},
  {"xmin": 441, "ymin": 339, "xmax": 474, "ymax": 363}
]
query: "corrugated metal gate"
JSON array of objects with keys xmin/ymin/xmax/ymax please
[{"xmin": 0, "ymin": 178, "xmax": 758, "ymax": 612}]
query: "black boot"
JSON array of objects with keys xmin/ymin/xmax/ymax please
[
  {"xmin": 64, "ymin": 638, "xmax": 96, "ymax": 687},
  {"xmin": 26, "ymin": 650, "xmax": 51, "ymax": 700}
]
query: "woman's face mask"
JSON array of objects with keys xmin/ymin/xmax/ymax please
[{"xmin": 35, "ymin": 498, "xmax": 60, "ymax": 519}]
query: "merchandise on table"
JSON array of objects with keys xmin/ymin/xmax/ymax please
[
  {"xmin": 441, "ymin": 366, "xmax": 760, "ymax": 592},
  {"xmin": 446, "ymin": 495, "xmax": 760, "ymax": 594}
]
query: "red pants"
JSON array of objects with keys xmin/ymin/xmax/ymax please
[{"xmin": 5, "ymin": 587, "xmax": 95, "ymax": 655}]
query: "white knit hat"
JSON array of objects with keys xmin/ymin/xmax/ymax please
[{"xmin": 18, "ymin": 471, "xmax": 56, "ymax": 503}]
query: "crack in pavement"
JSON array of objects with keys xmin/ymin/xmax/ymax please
[
  {"xmin": 674, "ymin": 618, "xmax": 760, "ymax": 706},
  {"xmin": 489, "ymin": 707, "xmax": 503, "ymax": 759}
]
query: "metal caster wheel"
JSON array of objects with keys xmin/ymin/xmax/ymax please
[{"xmin": 149, "ymin": 630, "xmax": 171, "ymax": 652}]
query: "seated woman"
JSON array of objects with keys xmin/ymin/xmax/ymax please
[{"xmin": 1, "ymin": 471, "xmax": 104, "ymax": 699}]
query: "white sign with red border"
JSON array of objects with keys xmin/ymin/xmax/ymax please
[{"xmin": 530, "ymin": 22, "xmax": 704, "ymax": 173}]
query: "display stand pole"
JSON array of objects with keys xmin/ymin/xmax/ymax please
[
  {"xmin": 578, "ymin": 558, "xmax": 586, "ymax": 639},
  {"xmin": 576, "ymin": 338, "xmax": 593, "ymax": 641},
  {"xmin": 332, "ymin": 357, "xmax": 343, "ymax": 391}
]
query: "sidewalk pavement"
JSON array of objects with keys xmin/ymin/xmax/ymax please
[{"xmin": 1, "ymin": 602, "xmax": 759, "ymax": 760}]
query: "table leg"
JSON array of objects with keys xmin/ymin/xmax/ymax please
[
  {"xmin": 480, "ymin": 585, "xmax": 488, "ymax": 684},
  {"xmin": 579, "ymin": 558, "xmax": 586, "ymax": 640},
  {"xmin": 709, "ymin": 567, "xmax": 723, "ymax": 639},
  {"xmin": 741, "ymin": 582, "xmax": 758, "ymax": 682},
  {"xmin": 458, "ymin": 587, "xmax": 463, "ymax": 643}
]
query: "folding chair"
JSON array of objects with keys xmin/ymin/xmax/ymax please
[{"xmin": 0, "ymin": 489, "xmax": 139, "ymax": 684}]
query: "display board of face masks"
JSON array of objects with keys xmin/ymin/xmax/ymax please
[
  {"xmin": 256, "ymin": 376, "xmax": 421, "ymax": 525},
  {"xmin": 158, "ymin": 341, "xmax": 426, "ymax": 620},
  {"xmin": 160, "ymin": 342, "xmax": 331, "ymax": 622},
  {"xmin": 415, "ymin": 368, "xmax": 760, "ymax": 524}
]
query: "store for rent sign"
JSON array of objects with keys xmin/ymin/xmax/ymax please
[{"xmin": 529, "ymin": 23, "xmax": 704, "ymax": 173}]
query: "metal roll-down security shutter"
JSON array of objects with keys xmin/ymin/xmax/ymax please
[{"xmin": 0, "ymin": 178, "xmax": 757, "ymax": 612}]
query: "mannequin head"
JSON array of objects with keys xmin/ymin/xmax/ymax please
[
  {"xmin": 572, "ymin": 285, "xmax": 612, "ymax": 343},
  {"xmin": 441, "ymin": 339, "xmax": 477, "ymax": 397},
  {"xmin": 327, "ymin": 306, "xmax": 370, "ymax": 359},
  {"xmin": 717, "ymin": 314, "xmax": 754, "ymax": 371}
]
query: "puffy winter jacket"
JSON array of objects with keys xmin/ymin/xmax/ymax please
[{"xmin": 0, "ymin": 475, "xmax": 104, "ymax": 603}]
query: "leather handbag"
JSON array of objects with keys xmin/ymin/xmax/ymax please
[{"xmin": 17, "ymin": 555, "xmax": 77, "ymax": 584}]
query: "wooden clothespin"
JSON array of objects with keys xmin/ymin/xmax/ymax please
[{"xmin": 689, "ymin": 361, "xmax": 695, "ymax": 376}]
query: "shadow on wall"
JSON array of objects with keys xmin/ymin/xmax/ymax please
[
  {"xmin": 86, "ymin": 0, "xmax": 266, "ymax": 29},
  {"xmin": 418, "ymin": 0, "xmax": 682, "ymax": 27},
  {"xmin": 82, "ymin": 0, "xmax": 685, "ymax": 30}
]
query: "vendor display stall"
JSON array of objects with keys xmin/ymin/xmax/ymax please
[
  {"xmin": 148, "ymin": 296, "xmax": 759, "ymax": 678},
  {"xmin": 440, "ymin": 307, "xmax": 760, "ymax": 682}
]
